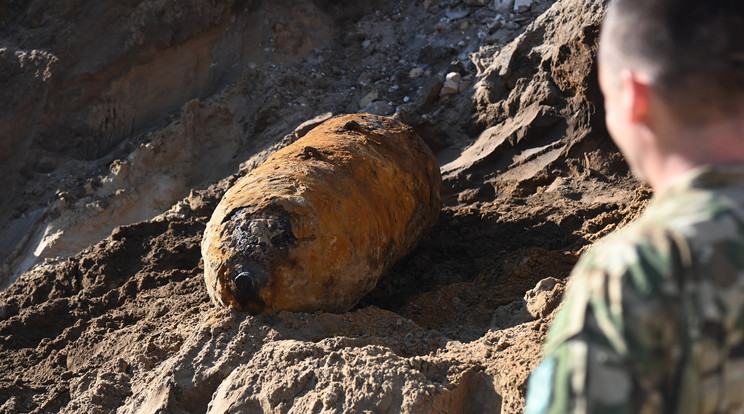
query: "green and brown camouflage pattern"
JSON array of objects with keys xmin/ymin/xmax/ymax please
[{"xmin": 525, "ymin": 164, "xmax": 744, "ymax": 413}]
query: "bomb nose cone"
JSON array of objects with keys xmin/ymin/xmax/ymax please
[
  {"xmin": 232, "ymin": 271, "xmax": 266, "ymax": 313},
  {"xmin": 234, "ymin": 272, "xmax": 256, "ymax": 294}
]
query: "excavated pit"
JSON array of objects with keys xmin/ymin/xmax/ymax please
[{"xmin": 0, "ymin": 0, "xmax": 650, "ymax": 412}]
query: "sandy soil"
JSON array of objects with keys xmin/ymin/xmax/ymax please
[{"xmin": 0, "ymin": 0, "xmax": 649, "ymax": 412}]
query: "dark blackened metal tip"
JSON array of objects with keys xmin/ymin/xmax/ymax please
[
  {"xmin": 234, "ymin": 271, "xmax": 255, "ymax": 293},
  {"xmin": 233, "ymin": 271, "xmax": 266, "ymax": 313}
]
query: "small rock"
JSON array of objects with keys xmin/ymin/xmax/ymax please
[
  {"xmin": 514, "ymin": 0, "xmax": 533, "ymax": 12},
  {"xmin": 524, "ymin": 277, "xmax": 564, "ymax": 318},
  {"xmin": 490, "ymin": 0, "xmax": 515, "ymax": 12},
  {"xmin": 358, "ymin": 90, "xmax": 378, "ymax": 109},
  {"xmin": 440, "ymin": 72, "xmax": 462, "ymax": 96},
  {"xmin": 446, "ymin": 72, "xmax": 463, "ymax": 83},
  {"xmin": 440, "ymin": 81, "xmax": 459, "ymax": 96},
  {"xmin": 409, "ymin": 67, "xmax": 424, "ymax": 79}
]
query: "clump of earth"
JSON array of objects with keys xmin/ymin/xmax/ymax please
[{"xmin": 0, "ymin": 0, "xmax": 647, "ymax": 412}]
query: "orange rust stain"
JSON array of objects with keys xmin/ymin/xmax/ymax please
[{"xmin": 202, "ymin": 114, "xmax": 441, "ymax": 313}]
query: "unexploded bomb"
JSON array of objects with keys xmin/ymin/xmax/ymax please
[{"xmin": 201, "ymin": 113, "xmax": 441, "ymax": 313}]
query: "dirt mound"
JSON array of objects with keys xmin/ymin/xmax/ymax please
[{"xmin": 0, "ymin": 0, "xmax": 650, "ymax": 412}]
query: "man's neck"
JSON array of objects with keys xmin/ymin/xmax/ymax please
[
  {"xmin": 647, "ymin": 154, "xmax": 703, "ymax": 194},
  {"xmin": 648, "ymin": 117, "xmax": 744, "ymax": 193}
]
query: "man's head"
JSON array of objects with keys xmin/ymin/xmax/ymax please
[{"xmin": 598, "ymin": 0, "xmax": 744, "ymax": 188}]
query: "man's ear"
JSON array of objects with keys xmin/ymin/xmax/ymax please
[{"xmin": 619, "ymin": 69, "xmax": 651, "ymax": 125}]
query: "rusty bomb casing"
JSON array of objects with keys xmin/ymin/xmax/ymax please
[{"xmin": 201, "ymin": 114, "xmax": 442, "ymax": 313}]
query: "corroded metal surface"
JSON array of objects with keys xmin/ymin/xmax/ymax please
[{"xmin": 201, "ymin": 114, "xmax": 442, "ymax": 313}]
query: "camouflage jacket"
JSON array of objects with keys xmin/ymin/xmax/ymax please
[{"xmin": 525, "ymin": 164, "xmax": 744, "ymax": 414}]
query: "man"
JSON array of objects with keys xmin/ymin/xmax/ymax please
[{"xmin": 525, "ymin": 0, "xmax": 744, "ymax": 412}]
